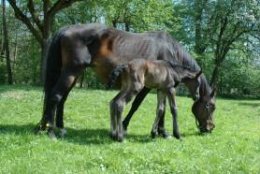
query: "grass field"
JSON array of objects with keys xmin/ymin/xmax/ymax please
[{"xmin": 0, "ymin": 85, "xmax": 259, "ymax": 174}]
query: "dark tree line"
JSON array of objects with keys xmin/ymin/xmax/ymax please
[{"xmin": 0, "ymin": 0, "xmax": 259, "ymax": 98}]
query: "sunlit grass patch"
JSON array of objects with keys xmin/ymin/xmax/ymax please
[{"xmin": 0, "ymin": 85, "xmax": 259, "ymax": 174}]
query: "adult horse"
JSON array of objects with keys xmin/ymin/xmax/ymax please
[{"xmin": 36, "ymin": 23, "xmax": 216, "ymax": 139}]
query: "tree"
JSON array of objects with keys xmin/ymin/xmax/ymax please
[
  {"xmin": 7, "ymin": 0, "xmax": 85, "ymax": 82},
  {"xmin": 103, "ymin": 0, "xmax": 176, "ymax": 32},
  {"xmin": 2, "ymin": 0, "xmax": 13, "ymax": 84},
  {"xmin": 183, "ymin": 0, "xmax": 260, "ymax": 87}
]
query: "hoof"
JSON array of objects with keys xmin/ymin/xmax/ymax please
[
  {"xmin": 110, "ymin": 132, "xmax": 124, "ymax": 142},
  {"xmin": 123, "ymin": 130, "xmax": 128, "ymax": 136},
  {"xmin": 59, "ymin": 128, "xmax": 67, "ymax": 138},
  {"xmin": 48, "ymin": 129, "xmax": 57, "ymax": 140},
  {"xmin": 109, "ymin": 131, "xmax": 117, "ymax": 140},
  {"xmin": 173, "ymin": 132, "xmax": 181, "ymax": 139},
  {"xmin": 34, "ymin": 122, "xmax": 47, "ymax": 133},
  {"xmin": 158, "ymin": 129, "xmax": 170, "ymax": 139},
  {"xmin": 150, "ymin": 131, "xmax": 158, "ymax": 139},
  {"xmin": 117, "ymin": 135, "xmax": 124, "ymax": 142}
]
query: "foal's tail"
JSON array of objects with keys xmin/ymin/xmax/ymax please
[{"xmin": 107, "ymin": 64, "xmax": 128, "ymax": 89}]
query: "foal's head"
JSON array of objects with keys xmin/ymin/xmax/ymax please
[{"xmin": 182, "ymin": 71, "xmax": 202, "ymax": 100}]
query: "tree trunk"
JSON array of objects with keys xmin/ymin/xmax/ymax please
[
  {"xmin": 194, "ymin": 0, "xmax": 208, "ymax": 66},
  {"xmin": 2, "ymin": 0, "xmax": 13, "ymax": 84},
  {"xmin": 40, "ymin": 39, "xmax": 49, "ymax": 84},
  {"xmin": 210, "ymin": 65, "xmax": 220, "ymax": 87},
  {"xmin": 8, "ymin": 0, "xmax": 84, "ymax": 85}
]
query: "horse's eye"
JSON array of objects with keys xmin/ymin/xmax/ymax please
[{"xmin": 205, "ymin": 103, "xmax": 210, "ymax": 109}]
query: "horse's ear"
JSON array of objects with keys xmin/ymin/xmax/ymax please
[{"xmin": 196, "ymin": 69, "xmax": 202, "ymax": 79}]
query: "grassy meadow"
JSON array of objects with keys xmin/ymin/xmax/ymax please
[{"xmin": 0, "ymin": 85, "xmax": 259, "ymax": 174}]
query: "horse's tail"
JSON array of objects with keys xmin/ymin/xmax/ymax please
[
  {"xmin": 42, "ymin": 28, "xmax": 66, "ymax": 113},
  {"xmin": 107, "ymin": 64, "xmax": 128, "ymax": 89}
]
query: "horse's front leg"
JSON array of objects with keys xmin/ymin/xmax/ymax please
[
  {"xmin": 151, "ymin": 90, "xmax": 167, "ymax": 138},
  {"xmin": 122, "ymin": 87, "xmax": 151, "ymax": 133},
  {"xmin": 167, "ymin": 88, "xmax": 181, "ymax": 139}
]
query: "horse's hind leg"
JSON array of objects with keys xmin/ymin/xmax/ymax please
[
  {"xmin": 43, "ymin": 67, "xmax": 84, "ymax": 138},
  {"xmin": 151, "ymin": 90, "xmax": 166, "ymax": 138},
  {"xmin": 56, "ymin": 80, "xmax": 76, "ymax": 137},
  {"xmin": 122, "ymin": 87, "xmax": 151, "ymax": 132}
]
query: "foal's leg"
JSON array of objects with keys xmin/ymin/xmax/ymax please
[
  {"xmin": 111, "ymin": 90, "xmax": 138, "ymax": 142},
  {"xmin": 157, "ymin": 100, "xmax": 170, "ymax": 138},
  {"xmin": 151, "ymin": 90, "xmax": 167, "ymax": 138},
  {"xmin": 43, "ymin": 67, "xmax": 84, "ymax": 138},
  {"xmin": 122, "ymin": 87, "xmax": 151, "ymax": 132},
  {"xmin": 167, "ymin": 88, "xmax": 181, "ymax": 139},
  {"xmin": 110, "ymin": 91, "xmax": 125, "ymax": 140}
]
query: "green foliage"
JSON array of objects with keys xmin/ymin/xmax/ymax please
[
  {"xmin": 0, "ymin": 86, "xmax": 259, "ymax": 173},
  {"xmin": 83, "ymin": 69, "xmax": 105, "ymax": 89},
  {"xmin": 1, "ymin": 0, "xmax": 260, "ymax": 98},
  {"xmin": 103, "ymin": 0, "xmax": 177, "ymax": 32},
  {"xmin": 0, "ymin": 60, "xmax": 6, "ymax": 84},
  {"xmin": 14, "ymin": 37, "xmax": 41, "ymax": 85}
]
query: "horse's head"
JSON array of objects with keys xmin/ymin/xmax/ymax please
[{"xmin": 192, "ymin": 88, "xmax": 216, "ymax": 133}]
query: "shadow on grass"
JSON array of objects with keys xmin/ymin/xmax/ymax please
[
  {"xmin": 238, "ymin": 102, "xmax": 260, "ymax": 108},
  {"xmin": 181, "ymin": 132, "xmax": 201, "ymax": 137},
  {"xmin": 0, "ymin": 124, "xmax": 155, "ymax": 145},
  {"xmin": 0, "ymin": 123, "xmax": 35, "ymax": 134}
]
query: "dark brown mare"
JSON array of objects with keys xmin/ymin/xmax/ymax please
[
  {"xmin": 36, "ymin": 23, "xmax": 216, "ymax": 139},
  {"xmin": 107, "ymin": 59, "xmax": 203, "ymax": 141}
]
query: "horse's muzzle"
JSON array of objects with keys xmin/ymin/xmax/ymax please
[{"xmin": 199, "ymin": 122, "xmax": 215, "ymax": 133}]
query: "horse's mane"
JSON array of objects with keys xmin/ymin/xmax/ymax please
[
  {"xmin": 169, "ymin": 36, "xmax": 212, "ymax": 95},
  {"xmin": 170, "ymin": 37, "xmax": 200, "ymax": 71}
]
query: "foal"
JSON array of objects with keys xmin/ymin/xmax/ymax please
[{"xmin": 108, "ymin": 59, "xmax": 202, "ymax": 142}]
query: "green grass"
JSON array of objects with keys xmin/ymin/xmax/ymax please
[{"xmin": 0, "ymin": 85, "xmax": 259, "ymax": 174}]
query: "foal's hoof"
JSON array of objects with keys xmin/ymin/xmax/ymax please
[
  {"xmin": 158, "ymin": 129, "xmax": 170, "ymax": 139},
  {"xmin": 117, "ymin": 135, "xmax": 124, "ymax": 142},
  {"xmin": 110, "ymin": 132, "xmax": 124, "ymax": 142}
]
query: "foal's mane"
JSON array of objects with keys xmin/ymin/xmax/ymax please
[{"xmin": 166, "ymin": 60, "xmax": 199, "ymax": 73}]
